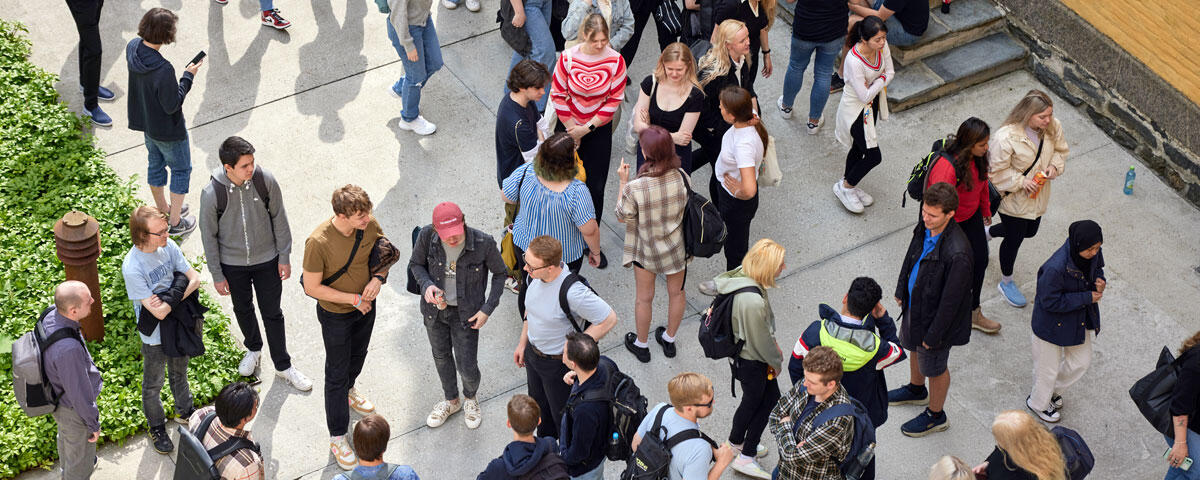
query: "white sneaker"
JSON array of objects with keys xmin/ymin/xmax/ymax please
[
  {"xmin": 348, "ymin": 387, "xmax": 376, "ymax": 414},
  {"xmin": 730, "ymin": 457, "xmax": 771, "ymax": 479},
  {"xmin": 854, "ymin": 186, "xmax": 875, "ymax": 207},
  {"xmin": 465, "ymin": 0, "xmax": 481, "ymax": 11},
  {"xmin": 776, "ymin": 96, "xmax": 792, "ymax": 120},
  {"xmin": 698, "ymin": 280, "xmax": 718, "ymax": 297},
  {"xmin": 276, "ymin": 367, "xmax": 313, "ymax": 392},
  {"xmin": 398, "ymin": 116, "xmax": 437, "ymax": 136},
  {"xmin": 463, "ymin": 398, "xmax": 482, "ymax": 429},
  {"xmin": 1026, "ymin": 396, "xmax": 1061, "ymax": 423},
  {"xmin": 331, "ymin": 436, "xmax": 357, "ymax": 471},
  {"xmin": 806, "ymin": 117, "xmax": 823, "ymax": 135},
  {"xmin": 238, "ymin": 351, "xmax": 261, "ymax": 377},
  {"xmin": 441, "ymin": 0, "xmax": 458, "ymax": 9},
  {"xmin": 426, "ymin": 399, "xmax": 463, "ymax": 427},
  {"xmin": 834, "ymin": 181, "xmax": 865, "ymax": 213}
]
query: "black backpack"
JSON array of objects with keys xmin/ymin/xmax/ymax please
[
  {"xmin": 903, "ymin": 137, "xmax": 950, "ymax": 207},
  {"xmin": 519, "ymin": 450, "xmax": 570, "ymax": 480},
  {"xmin": 565, "ymin": 356, "xmax": 648, "ymax": 462},
  {"xmin": 1051, "ymin": 426, "xmax": 1094, "ymax": 480},
  {"xmin": 678, "ymin": 169, "xmax": 726, "ymax": 258},
  {"xmin": 174, "ymin": 412, "xmax": 261, "ymax": 480},
  {"xmin": 621, "ymin": 405, "xmax": 717, "ymax": 480},
  {"xmin": 697, "ymin": 286, "xmax": 758, "ymax": 360},
  {"xmin": 791, "ymin": 392, "xmax": 877, "ymax": 480},
  {"xmin": 210, "ymin": 167, "xmax": 269, "ymax": 220},
  {"xmin": 559, "ymin": 272, "xmax": 598, "ymax": 332}
]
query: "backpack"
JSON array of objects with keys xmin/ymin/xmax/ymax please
[
  {"xmin": 519, "ymin": 451, "xmax": 570, "ymax": 480},
  {"xmin": 791, "ymin": 392, "xmax": 877, "ymax": 480},
  {"xmin": 173, "ymin": 412, "xmax": 261, "ymax": 480},
  {"xmin": 678, "ymin": 169, "xmax": 726, "ymax": 258},
  {"xmin": 620, "ymin": 405, "xmax": 717, "ymax": 480},
  {"xmin": 697, "ymin": 286, "xmax": 758, "ymax": 360},
  {"xmin": 559, "ymin": 272, "xmax": 598, "ymax": 332},
  {"xmin": 210, "ymin": 167, "xmax": 270, "ymax": 220},
  {"xmin": 12, "ymin": 307, "xmax": 85, "ymax": 417},
  {"xmin": 1051, "ymin": 426, "xmax": 1094, "ymax": 480},
  {"xmin": 903, "ymin": 137, "xmax": 949, "ymax": 207},
  {"xmin": 565, "ymin": 356, "xmax": 648, "ymax": 462}
]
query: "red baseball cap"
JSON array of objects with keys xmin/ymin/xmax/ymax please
[{"xmin": 432, "ymin": 202, "xmax": 465, "ymax": 238}]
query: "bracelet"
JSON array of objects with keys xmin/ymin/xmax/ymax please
[
  {"xmin": 761, "ymin": 49, "xmax": 771, "ymax": 55},
  {"xmin": 353, "ymin": 294, "xmax": 362, "ymax": 307}
]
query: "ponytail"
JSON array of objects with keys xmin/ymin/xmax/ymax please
[
  {"xmin": 719, "ymin": 86, "xmax": 769, "ymax": 159},
  {"xmin": 845, "ymin": 16, "xmax": 887, "ymax": 51}
]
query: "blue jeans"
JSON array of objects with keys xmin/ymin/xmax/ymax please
[
  {"xmin": 1166, "ymin": 431, "xmax": 1200, "ymax": 480},
  {"xmin": 780, "ymin": 35, "xmax": 841, "ymax": 121},
  {"xmin": 144, "ymin": 133, "xmax": 192, "ymax": 195},
  {"xmin": 571, "ymin": 462, "xmax": 604, "ymax": 480},
  {"xmin": 873, "ymin": 0, "xmax": 923, "ymax": 46},
  {"xmin": 507, "ymin": 0, "xmax": 556, "ymax": 110},
  {"xmin": 388, "ymin": 16, "xmax": 444, "ymax": 122},
  {"xmin": 260, "ymin": 0, "xmax": 273, "ymax": 10}
]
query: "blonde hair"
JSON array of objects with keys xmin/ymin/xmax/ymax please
[
  {"xmin": 991, "ymin": 411, "xmax": 1066, "ymax": 480},
  {"xmin": 1003, "ymin": 89, "xmax": 1057, "ymax": 135},
  {"xmin": 698, "ymin": 20, "xmax": 747, "ymax": 88},
  {"xmin": 928, "ymin": 456, "xmax": 973, "ymax": 480},
  {"xmin": 741, "ymin": 238, "xmax": 785, "ymax": 288},
  {"xmin": 577, "ymin": 13, "xmax": 610, "ymax": 45},
  {"xmin": 760, "ymin": 0, "xmax": 777, "ymax": 30},
  {"xmin": 654, "ymin": 42, "xmax": 702, "ymax": 91},
  {"xmin": 667, "ymin": 373, "xmax": 713, "ymax": 406}
]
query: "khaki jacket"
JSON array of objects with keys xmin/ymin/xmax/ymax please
[{"xmin": 988, "ymin": 119, "xmax": 1069, "ymax": 219}]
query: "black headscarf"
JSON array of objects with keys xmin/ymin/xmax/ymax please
[{"xmin": 1068, "ymin": 220, "xmax": 1103, "ymax": 273}]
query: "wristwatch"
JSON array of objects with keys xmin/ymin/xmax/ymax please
[
  {"xmin": 587, "ymin": 124, "xmax": 596, "ymax": 132},
  {"xmin": 372, "ymin": 274, "xmax": 386, "ymax": 284}
]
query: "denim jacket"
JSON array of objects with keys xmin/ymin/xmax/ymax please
[{"xmin": 408, "ymin": 225, "xmax": 507, "ymax": 323}]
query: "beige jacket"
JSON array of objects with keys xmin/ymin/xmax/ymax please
[{"xmin": 988, "ymin": 118, "xmax": 1069, "ymax": 220}]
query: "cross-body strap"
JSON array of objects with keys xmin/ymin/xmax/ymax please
[
  {"xmin": 1000, "ymin": 138, "xmax": 1043, "ymax": 202},
  {"xmin": 197, "ymin": 411, "xmax": 262, "ymax": 463},
  {"xmin": 323, "ymin": 229, "xmax": 364, "ymax": 286}
]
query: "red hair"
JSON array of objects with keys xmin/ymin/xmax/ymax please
[{"xmin": 637, "ymin": 125, "xmax": 681, "ymax": 177}]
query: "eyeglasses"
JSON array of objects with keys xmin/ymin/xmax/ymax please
[
  {"xmin": 690, "ymin": 399, "xmax": 714, "ymax": 409},
  {"xmin": 522, "ymin": 254, "xmax": 554, "ymax": 273},
  {"xmin": 148, "ymin": 228, "xmax": 169, "ymax": 238}
]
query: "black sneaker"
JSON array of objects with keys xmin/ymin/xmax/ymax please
[
  {"xmin": 150, "ymin": 425, "xmax": 174, "ymax": 454},
  {"xmin": 1050, "ymin": 393, "xmax": 1064, "ymax": 409},
  {"xmin": 624, "ymin": 332, "xmax": 651, "ymax": 363},
  {"xmin": 829, "ymin": 73, "xmax": 845, "ymax": 93},
  {"xmin": 887, "ymin": 383, "xmax": 929, "ymax": 406},
  {"xmin": 654, "ymin": 326, "xmax": 676, "ymax": 358}
]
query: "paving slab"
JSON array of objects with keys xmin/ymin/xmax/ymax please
[
  {"xmin": 923, "ymin": 33, "xmax": 1026, "ymax": 84},
  {"xmin": 930, "ymin": 0, "xmax": 1003, "ymax": 33},
  {"xmin": 888, "ymin": 61, "xmax": 944, "ymax": 105}
]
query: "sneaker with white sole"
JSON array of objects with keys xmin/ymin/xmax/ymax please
[
  {"xmin": 505, "ymin": 276, "xmax": 520, "ymax": 294},
  {"xmin": 853, "ymin": 186, "xmax": 875, "ymax": 207},
  {"xmin": 260, "ymin": 9, "xmax": 291, "ymax": 29},
  {"xmin": 276, "ymin": 367, "xmax": 313, "ymax": 392},
  {"xmin": 331, "ymin": 436, "xmax": 357, "ymax": 470},
  {"xmin": 806, "ymin": 117, "xmax": 823, "ymax": 135},
  {"xmin": 463, "ymin": 398, "xmax": 482, "ymax": 429},
  {"xmin": 441, "ymin": 0, "xmax": 458, "ymax": 9},
  {"xmin": 730, "ymin": 456, "xmax": 771, "ymax": 479},
  {"xmin": 1026, "ymin": 396, "xmax": 1061, "ymax": 423},
  {"xmin": 398, "ymin": 116, "xmax": 437, "ymax": 136},
  {"xmin": 1051, "ymin": 393, "xmax": 1064, "ymax": 409},
  {"xmin": 238, "ymin": 351, "xmax": 260, "ymax": 376},
  {"xmin": 998, "ymin": 279, "xmax": 1028, "ymax": 307},
  {"xmin": 348, "ymin": 387, "xmax": 376, "ymax": 414},
  {"xmin": 465, "ymin": 0, "xmax": 481, "ymax": 11},
  {"xmin": 426, "ymin": 399, "xmax": 463, "ymax": 427},
  {"xmin": 776, "ymin": 96, "xmax": 792, "ymax": 119},
  {"xmin": 698, "ymin": 280, "xmax": 718, "ymax": 296},
  {"xmin": 834, "ymin": 181, "xmax": 865, "ymax": 213}
]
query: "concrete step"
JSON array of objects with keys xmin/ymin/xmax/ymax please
[
  {"xmin": 887, "ymin": 31, "xmax": 1026, "ymax": 112},
  {"xmin": 890, "ymin": 0, "xmax": 1006, "ymax": 65}
]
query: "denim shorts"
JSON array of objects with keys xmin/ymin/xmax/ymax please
[{"xmin": 145, "ymin": 133, "xmax": 192, "ymax": 195}]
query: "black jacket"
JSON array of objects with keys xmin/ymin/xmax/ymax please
[
  {"xmin": 477, "ymin": 437, "xmax": 568, "ymax": 480},
  {"xmin": 558, "ymin": 366, "xmax": 610, "ymax": 476},
  {"xmin": 895, "ymin": 220, "xmax": 973, "ymax": 350},
  {"xmin": 138, "ymin": 272, "xmax": 207, "ymax": 357},
  {"xmin": 1031, "ymin": 241, "xmax": 1104, "ymax": 346},
  {"xmin": 698, "ymin": 59, "xmax": 755, "ymax": 132},
  {"xmin": 126, "ymin": 38, "xmax": 193, "ymax": 141},
  {"xmin": 408, "ymin": 225, "xmax": 507, "ymax": 323}
]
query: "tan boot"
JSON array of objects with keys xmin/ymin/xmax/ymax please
[{"xmin": 972, "ymin": 307, "xmax": 1001, "ymax": 333}]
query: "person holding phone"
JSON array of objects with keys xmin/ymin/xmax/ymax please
[{"xmin": 1166, "ymin": 330, "xmax": 1200, "ymax": 479}]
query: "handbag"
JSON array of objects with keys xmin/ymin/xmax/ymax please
[
  {"xmin": 758, "ymin": 135, "xmax": 781, "ymax": 187},
  {"xmin": 988, "ymin": 137, "xmax": 1043, "ymax": 217},
  {"xmin": 405, "ymin": 227, "xmax": 424, "ymax": 294},
  {"xmin": 500, "ymin": 166, "xmax": 529, "ymax": 276},
  {"xmin": 497, "ymin": 0, "xmax": 533, "ymax": 57},
  {"xmin": 653, "ymin": 0, "xmax": 684, "ymax": 36},
  {"xmin": 1129, "ymin": 346, "xmax": 1186, "ymax": 437}
]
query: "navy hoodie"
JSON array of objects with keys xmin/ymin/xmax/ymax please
[
  {"xmin": 558, "ymin": 365, "xmax": 610, "ymax": 476},
  {"xmin": 477, "ymin": 437, "xmax": 559, "ymax": 480},
  {"xmin": 126, "ymin": 38, "xmax": 193, "ymax": 141}
]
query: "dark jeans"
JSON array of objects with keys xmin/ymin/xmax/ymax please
[
  {"xmin": 425, "ymin": 306, "xmax": 481, "ymax": 400},
  {"xmin": 140, "ymin": 342, "xmax": 192, "ymax": 428},
  {"xmin": 988, "ymin": 213, "xmax": 1042, "ymax": 276},
  {"xmin": 621, "ymin": 0, "xmax": 678, "ymax": 67},
  {"xmin": 525, "ymin": 342, "xmax": 572, "ymax": 437},
  {"xmin": 844, "ymin": 104, "xmax": 882, "ymax": 186},
  {"xmin": 959, "ymin": 210, "xmax": 989, "ymax": 310},
  {"xmin": 223, "ymin": 258, "xmax": 291, "ymax": 371},
  {"xmin": 578, "ymin": 122, "xmax": 614, "ymax": 224},
  {"xmin": 66, "ymin": 0, "xmax": 104, "ymax": 110},
  {"xmin": 317, "ymin": 302, "xmax": 377, "ymax": 436},
  {"xmin": 514, "ymin": 245, "xmax": 585, "ymax": 319},
  {"xmin": 711, "ymin": 172, "xmax": 759, "ymax": 271},
  {"xmin": 551, "ymin": 0, "xmax": 569, "ymax": 51},
  {"xmin": 729, "ymin": 358, "xmax": 779, "ymax": 458}
]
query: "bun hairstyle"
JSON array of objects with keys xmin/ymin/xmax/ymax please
[{"xmin": 845, "ymin": 15, "xmax": 888, "ymax": 51}]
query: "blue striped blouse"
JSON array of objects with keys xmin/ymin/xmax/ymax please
[{"xmin": 502, "ymin": 163, "xmax": 595, "ymax": 262}]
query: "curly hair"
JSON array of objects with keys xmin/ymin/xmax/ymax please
[{"xmin": 533, "ymin": 133, "xmax": 579, "ymax": 181}]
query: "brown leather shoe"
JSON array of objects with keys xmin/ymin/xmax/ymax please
[{"xmin": 972, "ymin": 307, "xmax": 1001, "ymax": 333}]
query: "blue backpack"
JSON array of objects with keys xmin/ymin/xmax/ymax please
[
  {"xmin": 791, "ymin": 390, "xmax": 877, "ymax": 480},
  {"xmin": 1051, "ymin": 426, "xmax": 1094, "ymax": 480}
]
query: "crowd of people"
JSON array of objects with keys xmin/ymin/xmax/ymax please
[{"xmin": 33, "ymin": 0, "xmax": 1194, "ymax": 479}]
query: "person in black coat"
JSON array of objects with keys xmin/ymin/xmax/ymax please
[
  {"xmin": 690, "ymin": 19, "xmax": 755, "ymax": 174},
  {"xmin": 887, "ymin": 182, "xmax": 972, "ymax": 438},
  {"xmin": 1165, "ymin": 331, "xmax": 1200, "ymax": 477},
  {"xmin": 1027, "ymin": 220, "xmax": 1104, "ymax": 423}
]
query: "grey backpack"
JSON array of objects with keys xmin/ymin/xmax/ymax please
[{"xmin": 12, "ymin": 307, "xmax": 83, "ymax": 416}]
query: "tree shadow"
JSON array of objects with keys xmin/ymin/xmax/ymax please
[{"xmin": 294, "ymin": 0, "xmax": 368, "ymax": 143}]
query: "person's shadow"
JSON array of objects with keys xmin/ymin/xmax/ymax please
[
  {"xmin": 55, "ymin": 0, "xmax": 142, "ymax": 127},
  {"xmin": 294, "ymin": 0, "xmax": 368, "ymax": 143}
]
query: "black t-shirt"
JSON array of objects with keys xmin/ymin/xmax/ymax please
[
  {"xmin": 884, "ymin": 0, "xmax": 929, "ymax": 36},
  {"xmin": 732, "ymin": 0, "xmax": 770, "ymax": 51},
  {"xmin": 1172, "ymin": 347, "xmax": 1200, "ymax": 433},
  {"xmin": 640, "ymin": 75, "xmax": 704, "ymax": 134},
  {"xmin": 985, "ymin": 447, "xmax": 1038, "ymax": 480},
  {"xmin": 791, "ymin": 0, "xmax": 848, "ymax": 42},
  {"xmin": 495, "ymin": 95, "xmax": 541, "ymax": 189}
]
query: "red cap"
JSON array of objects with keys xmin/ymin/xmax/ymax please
[{"xmin": 432, "ymin": 202, "xmax": 465, "ymax": 238}]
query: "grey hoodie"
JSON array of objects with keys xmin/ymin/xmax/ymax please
[
  {"xmin": 388, "ymin": 0, "xmax": 433, "ymax": 53},
  {"xmin": 198, "ymin": 166, "xmax": 292, "ymax": 283}
]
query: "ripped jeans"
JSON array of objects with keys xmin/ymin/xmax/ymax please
[{"xmin": 387, "ymin": 15, "xmax": 443, "ymax": 122}]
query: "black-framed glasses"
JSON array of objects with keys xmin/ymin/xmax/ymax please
[
  {"xmin": 523, "ymin": 254, "xmax": 554, "ymax": 273},
  {"xmin": 148, "ymin": 228, "xmax": 169, "ymax": 238},
  {"xmin": 690, "ymin": 399, "xmax": 714, "ymax": 409}
]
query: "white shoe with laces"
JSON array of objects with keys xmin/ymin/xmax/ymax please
[
  {"xmin": 348, "ymin": 387, "xmax": 376, "ymax": 414},
  {"xmin": 238, "ymin": 351, "xmax": 261, "ymax": 376},
  {"xmin": 441, "ymin": 0, "xmax": 458, "ymax": 9},
  {"xmin": 398, "ymin": 116, "xmax": 437, "ymax": 136},
  {"xmin": 276, "ymin": 367, "xmax": 313, "ymax": 392},
  {"xmin": 854, "ymin": 186, "xmax": 875, "ymax": 207},
  {"xmin": 463, "ymin": 398, "xmax": 482, "ymax": 429},
  {"xmin": 331, "ymin": 436, "xmax": 357, "ymax": 470},
  {"xmin": 426, "ymin": 399, "xmax": 462, "ymax": 427},
  {"xmin": 776, "ymin": 96, "xmax": 792, "ymax": 120},
  {"xmin": 834, "ymin": 181, "xmax": 865, "ymax": 214},
  {"xmin": 730, "ymin": 456, "xmax": 771, "ymax": 479},
  {"xmin": 465, "ymin": 0, "xmax": 481, "ymax": 11}
]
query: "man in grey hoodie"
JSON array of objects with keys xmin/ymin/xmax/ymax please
[
  {"xmin": 199, "ymin": 136, "xmax": 311, "ymax": 392},
  {"xmin": 383, "ymin": 0, "xmax": 443, "ymax": 135}
]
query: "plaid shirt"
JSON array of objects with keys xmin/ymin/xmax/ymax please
[
  {"xmin": 768, "ymin": 383, "xmax": 854, "ymax": 480},
  {"xmin": 188, "ymin": 406, "xmax": 264, "ymax": 480},
  {"xmin": 614, "ymin": 169, "xmax": 689, "ymax": 274}
]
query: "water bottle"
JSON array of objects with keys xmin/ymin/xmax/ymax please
[
  {"xmin": 844, "ymin": 442, "xmax": 876, "ymax": 480},
  {"xmin": 941, "ymin": 0, "xmax": 950, "ymax": 14},
  {"xmin": 1124, "ymin": 165, "xmax": 1136, "ymax": 195}
]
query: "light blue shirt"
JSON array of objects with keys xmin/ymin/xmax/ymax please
[
  {"xmin": 634, "ymin": 403, "xmax": 713, "ymax": 480},
  {"xmin": 502, "ymin": 163, "xmax": 595, "ymax": 263},
  {"xmin": 525, "ymin": 267, "xmax": 612, "ymax": 354},
  {"xmin": 907, "ymin": 229, "xmax": 940, "ymax": 310},
  {"xmin": 122, "ymin": 239, "xmax": 190, "ymax": 345}
]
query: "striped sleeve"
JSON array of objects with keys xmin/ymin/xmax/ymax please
[
  {"xmin": 875, "ymin": 341, "xmax": 905, "ymax": 370},
  {"xmin": 593, "ymin": 56, "xmax": 627, "ymax": 126},
  {"xmin": 550, "ymin": 54, "xmax": 572, "ymax": 123},
  {"xmin": 792, "ymin": 335, "xmax": 810, "ymax": 359}
]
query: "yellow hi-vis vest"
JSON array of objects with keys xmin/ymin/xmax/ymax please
[{"xmin": 818, "ymin": 319, "xmax": 880, "ymax": 372}]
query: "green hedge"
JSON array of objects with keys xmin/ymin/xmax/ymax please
[{"xmin": 0, "ymin": 20, "xmax": 241, "ymax": 478}]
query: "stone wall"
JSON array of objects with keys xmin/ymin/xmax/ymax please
[{"xmin": 994, "ymin": 0, "xmax": 1200, "ymax": 208}]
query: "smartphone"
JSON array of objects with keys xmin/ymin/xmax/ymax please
[
  {"xmin": 188, "ymin": 50, "xmax": 206, "ymax": 66},
  {"xmin": 1164, "ymin": 447, "xmax": 1194, "ymax": 471}
]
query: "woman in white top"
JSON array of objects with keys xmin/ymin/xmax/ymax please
[
  {"xmin": 833, "ymin": 16, "xmax": 893, "ymax": 214},
  {"xmin": 701, "ymin": 86, "xmax": 767, "ymax": 295}
]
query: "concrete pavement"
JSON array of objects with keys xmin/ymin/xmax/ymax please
[{"xmin": 10, "ymin": 0, "xmax": 1200, "ymax": 478}]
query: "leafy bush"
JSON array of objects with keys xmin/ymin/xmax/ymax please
[{"xmin": 0, "ymin": 20, "xmax": 240, "ymax": 478}]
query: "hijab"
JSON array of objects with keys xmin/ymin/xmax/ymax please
[{"xmin": 1068, "ymin": 220, "xmax": 1103, "ymax": 274}]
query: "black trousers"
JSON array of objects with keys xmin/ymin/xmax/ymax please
[
  {"xmin": 729, "ymin": 358, "xmax": 780, "ymax": 458},
  {"xmin": 958, "ymin": 210, "xmax": 988, "ymax": 310},
  {"xmin": 711, "ymin": 172, "xmax": 759, "ymax": 271},
  {"xmin": 222, "ymin": 258, "xmax": 291, "ymax": 371},
  {"xmin": 66, "ymin": 0, "xmax": 104, "ymax": 109},
  {"xmin": 690, "ymin": 124, "xmax": 729, "ymax": 175},
  {"xmin": 317, "ymin": 302, "xmax": 376, "ymax": 436},
  {"xmin": 578, "ymin": 122, "xmax": 615, "ymax": 224},
  {"xmin": 843, "ymin": 99, "xmax": 882, "ymax": 186},
  {"xmin": 525, "ymin": 342, "xmax": 572, "ymax": 437},
  {"xmin": 551, "ymin": 0, "xmax": 569, "ymax": 51},
  {"xmin": 514, "ymin": 245, "xmax": 584, "ymax": 319},
  {"xmin": 989, "ymin": 213, "xmax": 1042, "ymax": 276},
  {"xmin": 621, "ymin": 0, "xmax": 678, "ymax": 68}
]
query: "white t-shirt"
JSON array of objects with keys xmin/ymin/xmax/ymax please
[
  {"xmin": 524, "ymin": 268, "xmax": 613, "ymax": 353},
  {"xmin": 715, "ymin": 126, "xmax": 763, "ymax": 196}
]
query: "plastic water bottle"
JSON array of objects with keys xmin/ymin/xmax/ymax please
[
  {"xmin": 844, "ymin": 442, "xmax": 877, "ymax": 480},
  {"xmin": 1124, "ymin": 166, "xmax": 1136, "ymax": 195},
  {"xmin": 610, "ymin": 432, "xmax": 620, "ymax": 449}
]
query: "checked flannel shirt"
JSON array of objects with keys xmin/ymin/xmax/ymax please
[{"xmin": 768, "ymin": 383, "xmax": 854, "ymax": 480}]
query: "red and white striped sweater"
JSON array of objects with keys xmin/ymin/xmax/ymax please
[{"xmin": 550, "ymin": 44, "xmax": 627, "ymax": 127}]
